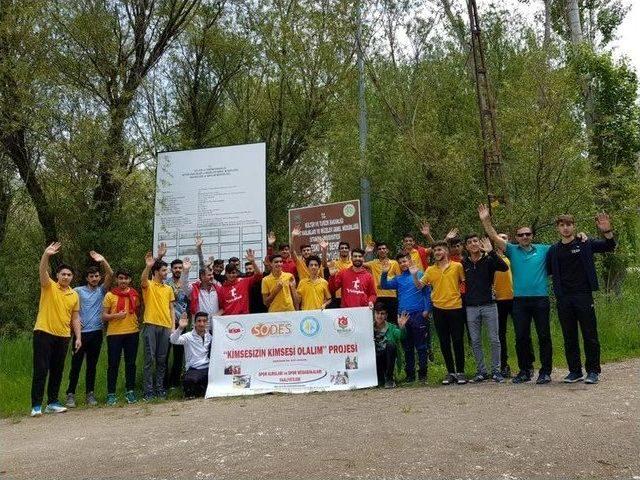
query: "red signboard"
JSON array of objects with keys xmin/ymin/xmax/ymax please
[{"xmin": 288, "ymin": 200, "xmax": 362, "ymax": 258}]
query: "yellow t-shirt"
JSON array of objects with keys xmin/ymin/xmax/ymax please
[
  {"xmin": 103, "ymin": 291, "xmax": 140, "ymax": 335},
  {"xmin": 420, "ymin": 261, "xmax": 465, "ymax": 310},
  {"xmin": 142, "ymin": 280, "xmax": 175, "ymax": 328},
  {"xmin": 33, "ymin": 278, "xmax": 80, "ymax": 337},
  {"xmin": 365, "ymin": 259, "xmax": 400, "ymax": 297},
  {"xmin": 493, "ymin": 255, "xmax": 514, "ymax": 301},
  {"xmin": 261, "ymin": 272, "xmax": 296, "ymax": 312},
  {"xmin": 334, "ymin": 258, "xmax": 353, "ymax": 298},
  {"xmin": 297, "ymin": 277, "xmax": 330, "ymax": 310},
  {"xmin": 295, "ymin": 256, "xmax": 325, "ymax": 280}
]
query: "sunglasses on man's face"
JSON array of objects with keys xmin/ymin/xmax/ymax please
[{"xmin": 516, "ymin": 232, "xmax": 533, "ymax": 237}]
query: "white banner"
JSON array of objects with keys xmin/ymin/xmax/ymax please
[
  {"xmin": 153, "ymin": 143, "xmax": 266, "ymax": 280},
  {"xmin": 206, "ymin": 307, "xmax": 377, "ymax": 397}
]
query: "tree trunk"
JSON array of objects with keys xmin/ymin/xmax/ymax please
[
  {"xmin": 4, "ymin": 129, "xmax": 59, "ymax": 245},
  {"xmin": 566, "ymin": 0, "xmax": 583, "ymax": 43},
  {"xmin": 543, "ymin": 0, "xmax": 551, "ymax": 47}
]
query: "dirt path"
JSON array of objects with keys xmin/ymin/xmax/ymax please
[{"xmin": 2, "ymin": 359, "xmax": 639, "ymax": 479}]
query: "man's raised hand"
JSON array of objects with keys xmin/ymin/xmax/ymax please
[
  {"xmin": 145, "ymin": 252, "xmax": 155, "ymax": 267},
  {"xmin": 445, "ymin": 228, "xmax": 459, "ymax": 240},
  {"xmin": 420, "ymin": 220, "xmax": 431, "ymax": 237},
  {"xmin": 195, "ymin": 234, "xmax": 203, "ymax": 249},
  {"xmin": 157, "ymin": 242, "xmax": 168, "ymax": 259},
  {"xmin": 178, "ymin": 312, "xmax": 189, "ymax": 330},
  {"xmin": 477, "ymin": 204, "xmax": 490, "ymax": 222},
  {"xmin": 365, "ymin": 240, "xmax": 375, "ymax": 254},
  {"xmin": 328, "ymin": 260, "xmax": 338, "ymax": 276},
  {"xmin": 89, "ymin": 251, "xmax": 105, "ymax": 263},
  {"xmin": 44, "ymin": 242, "xmax": 61, "ymax": 256},
  {"xmin": 318, "ymin": 237, "xmax": 329, "ymax": 251},
  {"xmin": 291, "ymin": 224, "xmax": 302, "ymax": 237},
  {"xmin": 398, "ymin": 312, "xmax": 409, "ymax": 328},
  {"xmin": 245, "ymin": 249, "xmax": 255, "ymax": 262},
  {"xmin": 479, "ymin": 237, "xmax": 493, "ymax": 253},
  {"xmin": 596, "ymin": 212, "xmax": 612, "ymax": 232},
  {"xmin": 267, "ymin": 231, "xmax": 276, "ymax": 246},
  {"xmin": 183, "ymin": 257, "xmax": 192, "ymax": 270}
]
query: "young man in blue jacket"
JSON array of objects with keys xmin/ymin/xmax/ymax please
[
  {"xmin": 547, "ymin": 213, "xmax": 615, "ymax": 384},
  {"xmin": 380, "ymin": 253, "xmax": 432, "ymax": 383}
]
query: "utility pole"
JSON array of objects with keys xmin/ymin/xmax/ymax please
[
  {"xmin": 356, "ymin": 0, "xmax": 372, "ymax": 246},
  {"xmin": 467, "ymin": 0, "xmax": 507, "ymax": 213}
]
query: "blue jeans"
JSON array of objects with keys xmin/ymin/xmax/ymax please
[
  {"xmin": 512, "ymin": 296, "xmax": 552, "ymax": 375},
  {"xmin": 402, "ymin": 311, "xmax": 429, "ymax": 380}
]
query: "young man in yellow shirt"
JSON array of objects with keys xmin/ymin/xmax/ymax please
[
  {"xmin": 31, "ymin": 242, "xmax": 82, "ymax": 417},
  {"xmin": 103, "ymin": 269, "xmax": 140, "ymax": 405},
  {"xmin": 290, "ymin": 225, "xmax": 325, "ymax": 280},
  {"xmin": 364, "ymin": 241, "xmax": 400, "ymax": 324},
  {"xmin": 297, "ymin": 255, "xmax": 331, "ymax": 310},
  {"xmin": 413, "ymin": 240, "xmax": 467, "ymax": 385},
  {"xmin": 261, "ymin": 254, "xmax": 299, "ymax": 312},
  {"xmin": 141, "ymin": 250, "xmax": 175, "ymax": 401}
]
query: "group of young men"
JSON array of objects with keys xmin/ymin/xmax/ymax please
[{"xmin": 29, "ymin": 204, "xmax": 615, "ymax": 416}]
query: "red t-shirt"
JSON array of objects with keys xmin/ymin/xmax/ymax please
[
  {"xmin": 329, "ymin": 268, "xmax": 377, "ymax": 307},
  {"xmin": 220, "ymin": 274, "xmax": 262, "ymax": 315}
]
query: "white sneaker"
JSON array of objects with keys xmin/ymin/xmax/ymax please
[
  {"xmin": 45, "ymin": 402, "xmax": 68, "ymax": 414},
  {"xmin": 65, "ymin": 393, "xmax": 76, "ymax": 408},
  {"xmin": 31, "ymin": 406, "xmax": 43, "ymax": 417}
]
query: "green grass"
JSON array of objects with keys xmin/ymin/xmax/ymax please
[{"xmin": 1, "ymin": 272, "xmax": 639, "ymax": 418}]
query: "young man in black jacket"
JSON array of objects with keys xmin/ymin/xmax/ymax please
[
  {"xmin": 547, "ymin": 213, "xmax": 615, "ymax": 384},
  {"xmin": 462, "ymin": 235, "xmax": 509, "ymax": 383}
]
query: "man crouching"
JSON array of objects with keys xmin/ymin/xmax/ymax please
[{"xmin": 170, "ymin": 311, "xmax": 212, "ymax": 398}]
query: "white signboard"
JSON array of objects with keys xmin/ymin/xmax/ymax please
[
  {"xmin": 153, "ymin": 143, "xmax": 266, "ymax": 280},
  {"xmin": 206, "ymin": 307, "xmax": 377, "ymax": 397}
]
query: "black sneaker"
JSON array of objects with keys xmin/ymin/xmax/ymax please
[
  {"xmin": 455, "ymin": 373, "xmax": 468, "ymax": 385},
  {"xmin": 563, "ymin": 372, "xmax": 584, "ymax": 383},
  {"xmin": 584, "ymin": 372, "xmax": 599, "ymax": 384},
  {"xmin": 512, "ymin": 371, "xmax": 532, "ymax": 384},
  {"xmin": 472, "ymin": 373, "xmax": 486, "ymax": 383},
  {"xmin": 441, "ymin": 374, "xmax": 456, "ymax": 385},
  {"xmin": 535, "ymin": 373, "xmax": 551, "ymax": 384},
  {"xmin": 501, "ymin": 365, "xmax": 512, "ymax": 378},
  {"xmin": 492, "ymin": 372, "xmax": 505, "ymax": 383},
  {"xmin": 384, "ymin": 380, "xmax": 396, "ymax": 389}
]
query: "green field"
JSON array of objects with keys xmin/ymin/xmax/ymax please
[{"xmin": 1, "ymin": 272, "xmax": 639, "ymax": 418}]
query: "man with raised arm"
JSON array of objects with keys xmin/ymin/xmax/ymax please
[
  {"xmin": 365, "ymin": 241, "xmax": 401, "ymax": 324},
  {"xmin": 31, "ymin": 242, "xmax": 81, "ymax": 417},
  {"xmin": 328, "ymin": 248, "xmax": 377, "ymax": 308},
  {"xmin": 266, "ymin": 231, "xmax": 298, "ymax": 277},
  {"xmin": 180, "ymin": 258, "xmax": 222, "ymax": 329},
  {"xmin": 262, "ymin": 254, "xmax": 299, "ymax": 312},
  {"xmin": 219, "ymin": 250, "xmax": 262, "ymax": 315},
  {"xmin": 290, "ymin": 225, "xmax": 326, "ymax": 280},
  {"xmin": 413, "ymin": 241, "xmax": 467, "ymax": 385},
  {"xmin": 478, "ymin": 204, "xmax": 554, "ymax": 384},
  {"xmin": 64, "ymin": 251, "xmax": 113, "ymax": 408},
  {"xmin": 170, "ymin": 312, "xmax": 212, "ymax": 398},
  {"xmin": 380, "ymin": 252, "xmax": 431, "ymax": 383},
  {"xmin": 547, "ymin": 213, "xmax": 616, "ymax": 384},
  {"xmin": 141, "ymin": 250, "xmax": 175, "ymax": 401},
  {"xmin": 462, "ymin": 235, "xmax": 509, "ymax": 383}
]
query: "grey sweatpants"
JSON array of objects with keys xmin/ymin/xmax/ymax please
[
  {"xmin": 466, "ymin": 303, "xmax": 501, "ymax": 375},
  {"xmin": 143, "ymin": 324, "xmax": 170, "ymax": 396}
]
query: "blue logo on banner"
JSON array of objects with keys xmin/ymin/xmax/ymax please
[{"xmin": 299, "ymin": 317, "xmax": 321, "ymax": 337}]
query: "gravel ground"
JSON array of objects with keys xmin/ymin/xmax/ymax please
[{"xmin": 2, "ymin": 358, "xmax": 639, "ymax": 480}]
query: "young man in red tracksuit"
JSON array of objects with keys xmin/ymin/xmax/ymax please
[
  {"xmin": 328, "ymin": 248, "xmax": 377, "ymax": 308},
  {"xmin": 219, "ymin": 250, "xmax": 262, "ymax": 315}
]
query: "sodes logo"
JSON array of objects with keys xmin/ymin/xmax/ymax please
[{"xmin": 299, "ymin": 317, "xmax": 321, "ymax": 337}]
